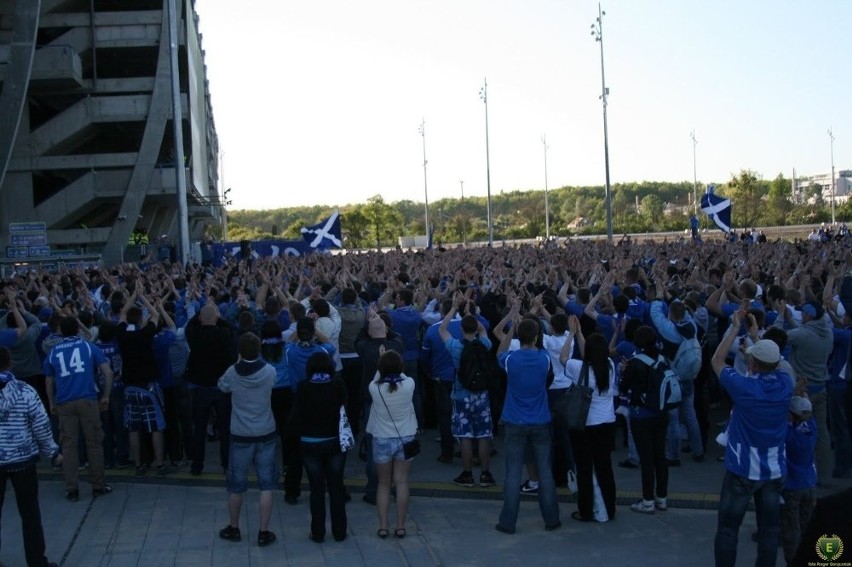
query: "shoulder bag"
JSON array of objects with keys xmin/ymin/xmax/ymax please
[
  {"xmin": 553, "ymin": 362, "xmax": 593, "ymax": 432},
  {"xmin": 378, "ymin": 384, "xmax": 420, "ymax": 459}
]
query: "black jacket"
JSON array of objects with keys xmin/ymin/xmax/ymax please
[{"xmin": 184, "ymin": 314, "xmax": 237, "ymax": 387}]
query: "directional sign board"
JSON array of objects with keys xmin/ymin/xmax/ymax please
[
  {"xmin": 5, "ymin": 247, "xmax": 29, "ymax": 259},
  {"xmin": 28, "ymin": 246, "xmax": 50, "ymax": 257},
  {"xmin": 11, "ymin": 233, "xmax": 47, "ymax": 247},
  {"xmin": 7, "ymin": 222, "xmax": 48, "ymax": 259},
  {"xmin": 9, "ymin": 222, "xmax": 46, "ymax": 233}
]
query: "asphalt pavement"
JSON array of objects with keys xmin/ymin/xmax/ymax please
[{"xmin": 2, "ymin": 427, "xmax": 849, "ymax": 566}]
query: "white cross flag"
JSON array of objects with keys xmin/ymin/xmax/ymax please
[
  {"xmin": 301, "ymin": 209, "xmax": 343, "ymax": 250},
  {"xmin": 700, "ymin": 185, "xmax": 732, "ymax": 233}
]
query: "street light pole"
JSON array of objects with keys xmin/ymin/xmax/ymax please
[
  {"xmin": 690, "ymin": 130, "xmax": 698, "ymax": 216},
  {"xmin": 167, "ymin": 0, "xmax": 189, "ymax": 263},
  {"xmin": 460, "ymin": 179, "xmax": 466, "ymax": 245},
  {"xmin": 542, "ymin": 135, "xmax": 550, "ymax": 239},
  {"xmin": 480, "ymin": 79, "xmax": 493, "ymax": 246},
  {"xmin": 419, "ymin": 119, "xmax": 430, "ymax": 241},
  {"xmin": 828, "ymin": 127, "xmax": 836, "ymax": 225},
  {"xmin": 591, "ymin": 3, "xmax": 613, "ymax": 244}
]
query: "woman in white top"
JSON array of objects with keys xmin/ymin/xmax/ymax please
[
  {"xmin": 367, "ymin": 349, "xmax": 417, "ymax": 539},
  {"xmin": 560, "ymin": 315, "xmax": 618, "ymax": 522}
]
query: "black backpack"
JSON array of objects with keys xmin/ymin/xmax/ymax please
[{"xmin": 458, "ymin": 339, "xmax": 494, "ymax": 392}]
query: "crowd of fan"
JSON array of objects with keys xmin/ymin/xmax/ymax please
[{"xmin": 1, "ymin": 232, "xmax": 851, "ymax": 564}]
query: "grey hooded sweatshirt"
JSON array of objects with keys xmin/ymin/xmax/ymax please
[
  {"xmin": 218, "ymin": 359, "xmax": 276, "ymax": 440},
  {"xmin": 780, "ymin": 313, "xmax": 833, "ymax": 384}
]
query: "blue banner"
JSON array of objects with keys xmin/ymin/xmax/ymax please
[{"xmin": 211, "ymin": 239, "xmax": 313, "ymax": 266}]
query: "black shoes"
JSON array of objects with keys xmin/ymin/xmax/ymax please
[
  {"xmin": 618, "ymin": 459, "xmax": 639, "ymax": 469},
  {"xmin": 258, "ymin": 530, "xmax": 276, "ymax": 547},
  {"xmin": 92, "ymin": 484, "xmax": 113, "ymax": 497},
  {"xmin": 219, "ymin": 525, "xmax": 241, "ymax": 542},
  {"xmin": 65, "ymin": 489, "xmax": 79, "ymax": 502}
]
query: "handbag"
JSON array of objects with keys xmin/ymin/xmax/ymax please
[
  {"xmin": 552, "ymin": 362, "xmax": 593, "ymax": 432},
  {"xmin": 379, "ymin": 386, "xmax": 420, "ymax": 459},
  {"xmin": 402, "ymin": 438, "xmax": 421, "ymax": 460},
  {"xmin": 338, "ymin": 405, "xmax": 355, "ymax": 453}
]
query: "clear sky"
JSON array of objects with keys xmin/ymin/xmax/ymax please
[{"xmin": 194, "ymin": 0, "xmax": 852, "ymax": 212}]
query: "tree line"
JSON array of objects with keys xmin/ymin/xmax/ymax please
[{"xmin": 221, "ymin": 170, "xmax": 850, "ymax": 249}]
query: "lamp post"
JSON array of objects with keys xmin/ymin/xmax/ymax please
[
  {"xmin": 480, "ymin": 79, "xmax": 493, "ymax": 246},
  {"xmin": 460, "ymin": 179, "xmax": 466, "ymax": 245},
  {"xmin": 591, "ymin": 3, "xmax": 613, "ymax": 244},
  {"xmin": 690, "ymin": 130, "xmax": 698, "ymax": 216},
  {"xmin": 828, "ymin": 127, "xmax": 836, "ymax": 225},
  {"xmin": 419, "ymin": 118, "xmax": 430, "ymax": 240},
  {"xmin": 167, "ymin": 0, "xmax": 189, "ymax": 262},
  {"xmin": 542, "ymin": 135, "xmax": 550, "ymax": 239}
]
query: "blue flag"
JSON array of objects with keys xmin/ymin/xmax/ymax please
[
  {"xmin": 301, "ymin": 209, "xmax": 343, "ymax": 250},
  {"xmin": 700, "ymin": 185, "xmax": 732, "ymax": 233}
]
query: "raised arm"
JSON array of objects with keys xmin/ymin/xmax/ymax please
[{"xmin": 712, "ymin": 311, "xmax": 742, "ymax": 378}]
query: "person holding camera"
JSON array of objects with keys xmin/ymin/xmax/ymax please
[{"xmin": 366, "ymin": 349, "xmax": 417, "ymax": 539}]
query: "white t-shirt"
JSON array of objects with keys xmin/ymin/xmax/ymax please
[
  {"xmin": 564, "ymin": 358, "xmax": 617, "ymax": 426},
  {"xmin": 542, "ymin": 333, "xmax": 572, "ymax": 390}
]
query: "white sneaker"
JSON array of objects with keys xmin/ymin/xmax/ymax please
[
  {"xmin": 654, "ymin": 497, "xmax": 667, "ymax": 511},
  {"xmin": 630, "ymin": 500, "xmax": 655, "ymax": 514}
]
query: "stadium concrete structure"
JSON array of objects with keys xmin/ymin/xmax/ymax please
[{"xmin": 0, "ymin": 0, "xmax": 223, "ymax": 267}]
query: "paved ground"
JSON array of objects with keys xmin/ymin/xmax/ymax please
[{"xmin": 2, "ymin": 429, "xmax": 849, "ymax": 566}]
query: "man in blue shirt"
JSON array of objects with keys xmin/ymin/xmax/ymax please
[
  {"xmin": 711, "ymin": 313, "xmax": 793, "ymax": 567},
  {"xmin": 494, "ymin": 301, "xmax": 560, "ymax": 534},
  {"xmin": 421, "ymin": 299, "xmax": 461, "ymax": 463},
  {"xmin": 438, "ymin": 293, "xmax": 495, "ymax": 489},
  {"xmin": 44, "ymin": 317, "xmax": 114, "ymax": 502},
  {"xmin": 387, "ymin": 288, "xmax": 424, "ymax": 429}
]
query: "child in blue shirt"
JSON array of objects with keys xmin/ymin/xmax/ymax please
[{"xmin": 781, "ymin": 396, "xmax": 817, "ymax": 565}]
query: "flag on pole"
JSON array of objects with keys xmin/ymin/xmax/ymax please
[
  {"xmin": 700, "ymin": 185, "xmax": 732, "ymax": 233},
  {"xmin": 301, "ymin": 209, "xmax": 342, "ymax": 250},
  {"xmin": 427, "ymin": 223, "xmax": 434, "ymax": 250}
]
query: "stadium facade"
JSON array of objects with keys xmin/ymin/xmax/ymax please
[{"xmin": 0, "ymin": 0, "xmax": 222, "ymax": 267}]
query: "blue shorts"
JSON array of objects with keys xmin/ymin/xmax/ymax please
[
  {"xmin": 372, "ymin": 435, "xmax": 417, "ymax": 464},
  {"xmin": 451, "ymin": 392, "xmax": 493, "ymax": 439},
  {"xmin": 124, "ymin": 385, "xmax": 166, "ymax": 433},
  {"xmin": 227, "ymin": 437, "xmax": 279, "ymax": 493}
]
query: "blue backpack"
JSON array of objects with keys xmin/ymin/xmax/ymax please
[{"xmin": 671, "ymin": 324, "xmax": 702, "ymax": 382}]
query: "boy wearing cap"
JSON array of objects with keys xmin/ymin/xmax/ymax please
[
  {"xmin": 780, "ymin": 396, "xmax": 817, "ymax": 565},
  {"xmin": 711, "ymin": 312, "xmax": 793, "ymax": 567},
  {"xmin": 773, "ymin": 298, "xmax": 833, "ymax": 486}
]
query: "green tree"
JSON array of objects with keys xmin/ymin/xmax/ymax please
[
  {"xmin": 766, "ymin": 173, "xmax": 792, "ymax": 226},
  {"xmin": 726, "ymin": 169, "xmax": 763, "ymax": 228},
  {"xmin": 639, "ymin": 194, "xmax": 664, "ymax": 228},
  {"xmin": 361, "ymin": 195, "xmax": 404, "ymax": 249}
]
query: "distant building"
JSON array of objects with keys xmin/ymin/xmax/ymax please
[
  {"xmin": 793, "ymin": 170, "xmax": 852, "ymax": 207},
  {"xmin": 0, "ymin": 0, "xmax": 223, "ymax": 266}
]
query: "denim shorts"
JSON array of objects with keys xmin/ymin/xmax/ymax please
[
  {"xmin": 227, "ymin": 437, "xmax": 279, "ymax": 493},
  {"xmin": 372, "ymin": 435, "xmax": 416, "ymax": 464},
  {"xmin": 451, "ymin": 392, "xmax": 493, "ymax": 439}
]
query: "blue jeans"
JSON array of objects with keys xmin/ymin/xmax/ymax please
[
  {"xmin": 667, "ymin": 379, "xmax": 703, "ymax": 459},
  {"xmin": 301, "ymin": 439, "xmax": 347, "ymax": 540},
  {"xmin": 714, "ymin": 471, "xmax": 784, "ymax": 567},
  {"xmin": 498, "ymin": 423, "xmax": 560, "ymax": 532},
  {"xmin": 227, "ymin": 437, "xmax": 279, "ymax": 493}
]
